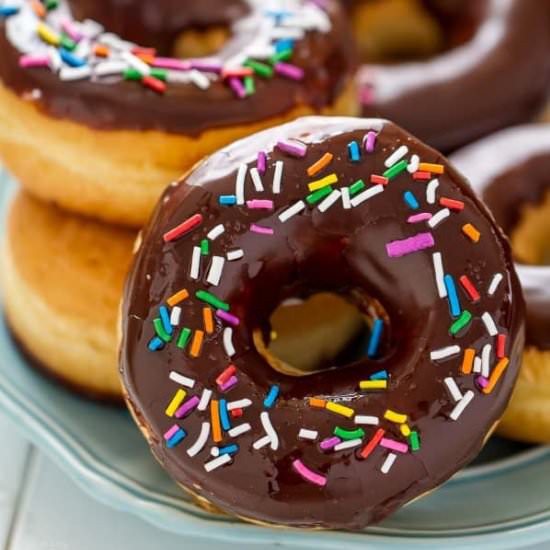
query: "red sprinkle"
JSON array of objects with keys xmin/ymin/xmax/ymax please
[
  {"xmin": 360, "ymin": 428, "xmax": 385, "ymax": 459},
  {"xmin": 231, "ymin": 408, "xmax": 243, "ymax": 418},
  {"xmin": 459, "ymin": 275, "xmax": 480, "ymax": 302},
  {"xmin": 370, "ymin": 174, "xmax": 389, "ymax": 186},
  {"xmin": 497, "ymin": 334, "xmax": 507, "ymax": 359},
  {"xmin": 142, "ymin": 76, "xmax": 166, "ymax": 94},
  {"xmin": 163, "ymin": 213, "xmax": 203, "ymax": 243},
  {"xmin": 131, "ymin": 47, "xmax": 157, "ymax": 56},
  {"xmin": 216, "ymin": 364, "xmax": 237, "ymax": 386},
  {"xmin": 222, "ymin": 67, "xmax": 254, "ymax": 78},
  {"xmin": 440, "ymin": 197, "xmax": 465, "ymax": 211},
  {"xmin": 413, "ymin": 171, "xmax": 431, "ymax": 181}
]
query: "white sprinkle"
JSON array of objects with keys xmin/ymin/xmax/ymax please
[
  {"xmin": 298, "ymin": 429, "xmax": 319, "ymax": 441},
  {"xmin": 228, "ymin": 423, "xmax": 252, "ymax": 437},
  {"xmin": 189, "ymin": 70, "xmax": 210, "ymax": 90},
  {"xmin": 190, "ymin": 246, "xmax": 201, "ymax": 280},
  {"xmin": 444, "ymin": 377, "xmax": 463, "ymax": 402},
  {"xmin": 381, "ymin": 453, "xmax": 397, "ymax": 474},
  {"xmin": 482, "ymin": 312, "xmax": 498, "ymax": 336},
  {"xmin": 384, "ymin": 145, "xmax": 409, "ymax": 168},
  {"xmin": 272, "ymin": 161, "xmax": 283, "ymax": 194},
  {"xmin": 227, "ymin": 399, "xmax": 252, "ymax": 410},
  {"xmin": 60, "ymin": 66, "xmax": 92, "ymax": 81},
  {"xmin": 318, "ymin": 189, "xmax": 341, "ymax": 212},
  {"xmin": 350, "ymin": 184, "xmax": 384, "ymax": 207},
  {"xmin": 432, "ymin": 252, "xmax": 447, "ymax": 298},
  {"xmin": 166, "ymin": 70, "xmax": 192, "ymax": 84},
  {"xmin": 198, "ymin": 389, "xmax": 212, "ymax": 411},
  {"xmin": 334, "ymin": 438, "xmax": 363, "ymax": 451},
  {"xmin": 450, "ymin": 390, "xmax": 474, "ymax": 421},
  {"xmin": 169, "ymin": 371, "xmax": 195, "ymax": 388},
  {"xmin": 226, "ymin": 249, "xmax": 244, "ymax": 261},
  {"xmin": 235, "ymin": 163, "xmax": 247, "ymax": 205},
  {"xmin": 48, "ymin": 47, "xmax": 61, "ymax": 73},
  {"xmin": 473, "ymin": 356, "xmax": 482, "ymax": 374},
  {"xmin": 207, "ymin": 224, "xmax": 225, "ymax": 241},
  {"xmin": 407, "ymin": 154, "xmax": 420, "ymax": 173},
  {"xmin": 341, "ymin": 187, "xmax": 351, "ymax": 210},
  {"xmin": 186, "ymin": 422, "xmax": 210, "ymax": 457},
  {"xmin": 204, "ymin": 453, "xmax": 232, "ymax": 472},
  {"xmin": 74, "ymin": 40, "xmax": 92, "ymax": 59},
  {"xmin": 210, "ymin": 447, "xmax": 220, "ymax": 457},
  {"xmin": 223, "ymin": 327, "xmax": 236, "ymax": 358},
  {"xmin": 252, "ymin": 435, "xmax": 271, "ymax": 450},
  {"xmin": 481, "ymin": 344, "xmax": 492, "ymax": 377},
  {"xmin": 430, "ymin": 345, "xmax": 461, "ymax": 362},
  {"xmin": 354, "ymin": 415, "xmax": 379, "ymax": 426},
  {"xmin": 206, "ymin": 256, "xmax": 225, "ymax": 286},
  {"xmin": 279, "ymin": 200, "xmax": 305, "ymax": 223},
  {"xmin": 94, "ymin": 60, "xmax": 127, "ymax": 76},
  {"xmin": 488, "ymin": 273, "xmax": 503, "ymax": 296},
  {"xmin": 121, "ymin": 51, "xmax": 151, "ymax": 75},
  {"xmin": 426, "ymin": 178, "xmax": 439, "ymax": 204},
  {"xmin": 428, "ymin": 208, "xmax": 450, "ymax": 228},
  {"xmin": 250, "ymin": 167, "xmax": 264, "ymax": 192},
  {"xmin": 170, "ymin": 306, "xmax": 182, "ymax": 327},
  {"xmin": 260, "ymin": 411, "xmax": 279, "ymax": 450}
]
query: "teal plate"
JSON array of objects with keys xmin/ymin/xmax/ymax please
[{"xmin": 1, "ymin": 170, "xmax": 550, "ymax": 549}]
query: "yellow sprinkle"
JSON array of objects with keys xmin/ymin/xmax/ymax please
[
  {"xmin": 203, "ymin": 307, "xmax": 214, "ymax": 334},
  {"xmin": 418, "ymin": 162, "xmax": 445, "ymax": 174},
  {"xmin": 384, "ymin": 409, "xmax": 408, "ymax": 424},
  {"xmin": 326, "ymin": 401, "xmax": 354, "ymax": 418},
  {"xmin": 308, "ymin": 397, "xmax": 327, "ymax": 409},
  {"xmin": 483, "ymin": 357, "xmax": 510, "ymax": 394},
  {"xmin": 37, "ymin": 22, "xmax": 60, "ymax": 46},
  {"xmin": 165, "ymin": 389, "xmax": 186, "ymax": 417},
  {"xmin": 190, "ymin": 330, "xmax": 204, "ymax": 358},
  {"xmin": 270, "ymin": 330, "xmax": 278, "ymax": 341},
  {"xmin": 308, "ymin": 173, "xmax": 338, "ymax": 192},
  {"xmin": 359, "ymin": 380, "xmax": 387, "ymax": 390},
  {"xmin": 462, "ymin": 223, "xmax": 480, "ymax": 243},
  {"xmin": 167, "ymin": 288, "xmax": 189, "ymax": 307},
  {"xmin": 400, "ymin": 424, "xmax": 411, "ymax": 437}
]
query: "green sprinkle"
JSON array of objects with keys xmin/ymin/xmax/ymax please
[
  {"xmin": 244, "ymin": 75, "xmax": 255, "ymax": 96},
  {"xmin": 176, "ymin": 327, "xmax": 192, "ymax": 349},
  {"xmin": 196, "ymin": 290, "xmax": 229, "ymax": 312},
  {"xmin": 334, "ymin": 427, "xmax": 365, "ymax": 441},
  {"xmin": 45, "ymin": 0, "xmax": 59, "ymax": 10},
  {"xmin": 383, "ymin": 159, "xmax": 408, "ymax": 180},
  {"xmin": 306, "ymin": 185, "xmax": 333, "ymax": 204},
  {"xmin": 200, "ymin": 239, "xmax": 209, "ymax": 256},
  {"xmin": 409, "ymin": 431, "xmax": 420, "ymax": 451},
  {"xmin": 349, "ymin": 179, "xmax": 366, "ymax": 196},
  {"xmin": 59, "ymin": 34, "xmax": 76, "ymax": 51},
  {"xmin": 124, "ymin": 68, "xmax": 167, "ymax": 81},
  {"xmin": 153, "ymin": 318, "xmax": 172, "ymax": 343},
  {"xmin": 244, "ymin": 60, "xmax": 273, "ymax": 78},
  {"xmin": 270, "ymin": 49, "xmax": 293, "ymax": 64},
  {"xmin": 449, "ymin": 310, "xmax": 472, "ymax": 336}
]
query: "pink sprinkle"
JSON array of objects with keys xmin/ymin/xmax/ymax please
[
  {"xmin": 292, "ymin": 459, "xmax": 327, "ymax": 487},
  {"xmin": 163, "ymin": 425, "xmax": 180, "ymax": 441},
  {"xmin": 407, "ymin": 213, "xmax": 433, "ymax": 224},
  {"xmin": 380, "ymin": 438, "xmax": 409, "ymax": 454},
  {"xmin": 153, "ymin": 57, "xmax": 192, "ymax": 71},
  {"xmin": 386, "ymin": 232, "xmax": 435, "ymax": 258},
  {"xmin": 251, "ymin": 224, "xmax": 274, "ymax": 235},
  {"xmin": 360, "ymin": 86, "xmax": 375, "ymax": 106},
  {"xmin": 220, "ymin": 375, "xmax": 238, "ymax": 392},
  {"xmin": 257, "ymin": 151, "xmax": 267, "ymax": 175},
  {"xmin": 274, "ymin": 62, "xmax": 304, "ymax": 81},
  {"xmin": 276, "ymin": 140, "xmax": 307, "ymax": 158},
  {"xmin": 175, "ymin": 396, "xmax": 200, "ymax": 419},
  {"xmin": 364, "ymin": 131, "xmax": 377, "ymax": 153},
  {"xmin": 320, "ymin": 436, "xmax": 341, "ymax": 451},
  {"xmin": 247, "ymin": 199, "xmax": 274, "ymax": 210},
  {"xmin": 19, "ymin": 55, "xmax": 50, "ymax": 68},
  {"xmin": 216, "ymin": 309, "xmax": 240, "ymax": 326},
  {"xmin": 61, "ymin": 19, "xmax": 83, "ymax": 42},
  {"xmin": 476, "ymin": 376, "xmax": 489, "ymax": 389},
  {"xmin": 228, "ymin": 77, "xmax": 246, "ymax": 98}
]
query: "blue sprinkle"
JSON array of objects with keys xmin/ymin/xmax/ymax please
[
  {"xmin": 0, "ymin": 7, "xmax": 19, "ymax": 16},
  {"xmin": 159, "ymin": 305, "xmax": 173, "ymax": 335},
  {"xmin": 367, "ymin": 319, "xmax": 384, "ymax": 358},
  {"xmin": 370, "ymin": 370, "xmax": 388, "ymax": 380},
  {"xmin": 219, "ymin": 195, "xmax": 237, "ymax": 206},
  {"xmin": 148, "ymin": 337, "xmax": 165, "ymax": 351},
  {"xmin": 59, "ymin": 48, "xmax": 86, "ymax": 68},
  {"xmin": 166, "ymin": 429, "xmax": 186, "ymax": 448},
  {"xmin": 444, "ymin": 274, "xmax": 461, "ymax": 318},
  {"xmin": 263, "ymin": 385, "xmax": 280, "ymax": 408},
  {"xmin": 219, "ymin": 399, "xmax": 231, "ymax": 431},
  {"xmin": 276, "ymin": 39, "xmax": 294, "ymax": 52},
  {"xmin": 219, "ymin": 444, "xmax": 239, "ymax": 455},
  {"xmin": 347, "ymin": 141, "xmax": 360, "ymax": 162},
  {"xmin": 403, "ymin": 190, "xmax": 419, "ymax": 210}
]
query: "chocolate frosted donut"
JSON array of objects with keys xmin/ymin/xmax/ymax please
[
  {"xmin": 121, "ymin": 117, "xmax": 524, "ymax": 529},
  {"xmin": 356, "ymin": 0, "xmax": 550, "ymax": 152}
]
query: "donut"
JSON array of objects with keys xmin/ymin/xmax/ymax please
[
  {"xmin": 352, "ymin": 0, "xmax": 550, "ymax": 152},
  {"xmin": 2, "ymin": 191, "xmax": 134, "ymax": 401},
  {"xmin": 451, "ymin": 125, "xmax": 550, "ymax": 444},
  {"xmin": 0, "ymin": 0, "xmax": 357, "ymax": 227},
  {"xmin": 120, "ymin": 116, "xmax": 524, "ymax": 529}
]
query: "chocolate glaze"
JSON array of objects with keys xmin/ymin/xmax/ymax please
[
  {"xmin": 356, "ymin": 0, "xmax": 550, "ymax": 152},
  {"xmin": 451, "ymin": 125, "xmax": 550, "ymax": 350},
  {"xmin": 121, "ymin": 117, "xmax": 524, "ymax": 529},
  {"xmin": 0, "ymin": 1, "xmax": 356, "ymax": 135}
]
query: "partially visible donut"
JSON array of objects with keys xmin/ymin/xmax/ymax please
[
  {"xmin": 451, "ymin": 125, "xmax": 550, "ymax": 443},
  {"xmin": 120, "ymin": 116, "xmax": 524, "ymax": 529}
]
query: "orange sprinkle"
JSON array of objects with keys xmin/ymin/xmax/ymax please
[
  {"xmin": 211, "ymin": 400, "xmax": 222, "ymax": 442},
  {"xmin": 308, "ymin": 397, "xmax": 326, "ymax": 409},
  {"xmin": 136, "ymin": 52, "xmax": 155, "ymax": 65},
  {"xmin": 307, "ymin": 152, "xmax": 333, "ymax": 177},
  {"xmin": 461, "ymin": 348, "xmax": 476, "ymax": 374},
  {"xmin": 203, "ymin": 307, "xmax": 214, "ymax": 334},
  {"xmin": 31, "ymin": 0, "xmax": 46, "ymax": 18},
  {"xmin": 483, "ymin": 357, "xmax": 510, "ymax": 394},
  {"xmin": 418, "ymin": 162, "xmax": 445, "ymax": 174},
  {"xmin": 167, "ymin": 289, "xmax": 189, "ymax": 307},
  {"xmin": 190, "ymin": 330, "xmax": 204, "ymax": 358},
  {"xmin": 131, "ymin": 47, "xmax": 157, "ymax": 56},
  {"xmin": 94, "ymin": 45, "xmax": 110, "ymax": 57},
  {"xmin": 462, "ymin": 223, "xmax": 481, "ymax": 243}
]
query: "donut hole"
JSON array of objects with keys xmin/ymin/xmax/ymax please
[
  {"xmin": 171, "ymin": 27, "xmax": 231, "ymax": 59},
  {"xmin": 253, "ymin": 291, "xmax": 391, "ymax": 377}
]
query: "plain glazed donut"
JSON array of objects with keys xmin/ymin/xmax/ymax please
[
  {"xmin": 354, "ymin": 0, "xmax": 550, "ymax": 152},
  {"xmin": 120, "ymin": 117, "xmax": 524, "ymax": 529},
  {"xmin": 451, "ymin": 125, "xmax": 550, "ymax": 443},
  {"xmin": 0, "ymin": 0, "xmax": 357, "ymax": 227}
]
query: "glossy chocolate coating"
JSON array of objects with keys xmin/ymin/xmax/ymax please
[
  {"xmin": 121, "ymin": 117, "xmax": 524, "ymax": 529},
  {"xmin": 451, "ymin": 125, "xmax": 550, "ymax": 350},
  {"xmin": 356, "ymin": 0, "xmax": 550, "ymax": 152},
  {"xmin": 0, "ymin": 1, "xmax": 355, "ymax": 135}
]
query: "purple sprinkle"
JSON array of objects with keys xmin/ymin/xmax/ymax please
[
  {"xmin": 276, "ymin": 140, "xmax": 307, "ymax": 158},
  {"xmin": 190, "ymin": 60, "xmax": 222, "ymax": 73},
  {"xmin": 386, "ymin": 232, "xmax": 435, "ymax": 258},
  {"xmin": 164, "ymin": 424, "xmax": 180, "ymax": 441},
  {"xmin": 175, "ymin": 396, "xmax": 200, "ymax": 419},
  {"xmin": 274, "ymin": 62, "xmax": 304, "ymax": 81},
  {"xmin": 228, "ymin": 77, "xmax": 246, "ymax": 99},
  {"xmin": 251, "ymin": 223, "xmax": 274, "ymax": 235},
  {"xmin": 247, "ymin": 199, "xmax": 274, "ymax": 209},
  {"xmin": 364, "ymin": 131, "xmax": 377, "ymax": 153},
  {"xmin": 61, "ymin": 19, "xmax": 83, "ymax": 42},
  {"xmin": 476, "ymin": 376, "xmax": 490, "ymax": 389},
  {"xmin": 320, "ymin": 436, "xmax": 341, "ymax": 451},
  {"xmin": 220, "ymin": 375, "xmax": 238, "ymax": 392},
  {"xmin": 257, "ymin": 151, "xmax": 267, "ymax": 174},
  {"xmin": 153, "ymin": 57, "xmax": 192, "ymax": 71},
  {"xmin": 407, "ymin": 212, "xmax": 433, "ymax": 224},
  {"xmin": 216, "ymin": 309, "xmax": 240, "ymax": 326}
]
